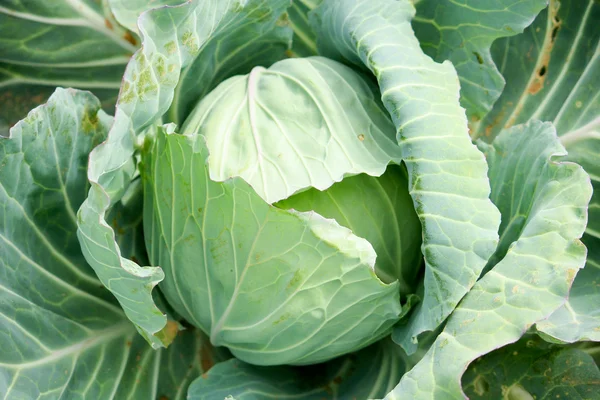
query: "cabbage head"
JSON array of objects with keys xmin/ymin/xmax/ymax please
[
  {"xmin": 1, "ymin": 0, "xmax": 598, "ymax": 398},
  {"xmin": 142, "ymin": 55, "xmax": 423, "ymax": 365}
]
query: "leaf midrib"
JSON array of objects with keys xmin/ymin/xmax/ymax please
[
  {"xmin": 0, "ymin": 1, "xmax": 136, "ymax": 53},
  {"xmin": 0, "ymin": 322, "xmax": 132, "ymax": 370}
]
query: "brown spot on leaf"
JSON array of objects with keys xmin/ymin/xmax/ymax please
[
  {"xmin": 528, "ymin": 80, "xmax": 543, "ymax": 95},
  {"xmin": 105, "ymin": 19, "xmax": 113, "ymax": 30},
  {"xmin": 505, "ymin": 0, "xmax": 560, "ymax": 127},
  {"xmin": 200, "ymin": 341, "xmax": 215, "ymax": 373},
  {"xmin": 526, "ymin": 1, "xmax": 560, "ymax": 95},
  {"xmin": 124, "ymin": 31, "xmax": 137, "ymax": 46},
  {"xmin": 155, "ymin": 320, "xmax": 179, "ymax": 347},
  {"xmin": 482, "ymin": 107, "xmax": 506, "ymax": 138}
]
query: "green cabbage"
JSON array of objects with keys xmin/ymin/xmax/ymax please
[{"xmin": 0, "ymin": 0, "xmax": 598, "ymax": 398}]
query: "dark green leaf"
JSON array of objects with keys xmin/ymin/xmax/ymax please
[
  {"xmin": 0, "ymin": 1, "xmax": 137, "ymax": 135},
  {"xmin": 463, "ymin": 336, "xmax": 600, "ymax": 400}
]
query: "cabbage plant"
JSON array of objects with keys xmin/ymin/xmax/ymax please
[{"xmin": 0, "ymin": 0, "xmax": 599, "ymax": 398}]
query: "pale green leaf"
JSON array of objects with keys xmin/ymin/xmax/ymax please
[
  {"xmin": 108, "ymin": 0, "xmax": 186, "ymax": 34},
  {"xmin": 312, "ymin": 0, "xmax": 501, "ymax": 354},
  {"xmin": 462, "ymin": 335, "xmax": 600, "ymax": 400},
  {"xmin": 0, "ymin": 0, "xmax": 137, "ymax": 135},
  {"xmin": 412, "ymin": 0, "xmax": 547, "ymax": 124},
  {"xmin": 384, "ymin": 120, "xmax": 591, "ymax": 399},
  {"xmin": 76, "ymin": 0, "xmax": 291, "ymax": 348},
  {"xmin": 181, "ymin": 56, "xmax": 403, "ymax": 204},
  {"xmin": 471, "ymin": 0, "xmax": 600, "ymax": 343},
  {"xmin": 536, "ymin": 237, "xmax": 600, "ymax": 344},
  {"xmin": 277, "ymin": 164, "xmax": 422, "ymax": 295},
  {"xmin": 0, "ymin": 88, "xmax": 220, "ymax": 399},
  {"xmin": 142, "ymin": 126, "xmax": 401, "ymax": 366},
  {"xmin": 536, "ymin": 117, "xmax": 600, "ymax": 342},
  {"xmin": 188, "ymin": 338, "xmax": 407, "ymax": 399}
]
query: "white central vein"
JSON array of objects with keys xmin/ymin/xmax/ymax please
[
  {"xmin": 0, "ymin": 322, "xmax": 132, "ymax": 369},
  {"xmin": 560, "ymin": 116, "xmax": 600, "ymax": 147},
  {"xmin": 0, "ymin": 3, "xmax": 136, "ymax": 53}
]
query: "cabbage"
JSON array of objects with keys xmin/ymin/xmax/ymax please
[{"xmin": 1, "ymin": 0, "xmax": 598, "ymax": 398}]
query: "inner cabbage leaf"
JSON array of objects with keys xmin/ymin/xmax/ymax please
[
  {"xmin": 142, "ymin": 125, "xmax": 402, "ymax": 366},
  {"xmin": 181, "ymin": 56, "xmax": 403, "ymax": 204},
  {"xmin": 278, "ymin": 164, "xmax": 422, "ymax": 295}
]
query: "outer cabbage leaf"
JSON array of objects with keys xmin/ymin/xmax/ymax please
[
  {"xmin": 469, "ymin": 0, "xmax": 600, "ymax": 343},
  {"xmin": 188, "ymin": 339, "xmax": 407, "ymax": 399},
  {"xmin": 536, "ymin": 120, "xmax": 600, "ymax": 342},
  {"xmin": 412, "ymin": 0, "xmax": 547, "ymax": 125},
  {"xmin": 473, "ymin": 0, "xmax": 600, "ymax": 140},
  {"xmin": 181, "ymin": 56, "xmax": 403, "ymax": 204},
  {"xmin": 384, "ymin": 120, "xmax": 591, "ymax": 399},
  {"xmin": 462, "ymin": 335, "xmax": 600, "ymax": 399},
  {"xmin": 165, "ymin": 6, "xmax": 292, "ymax": 126},
  {"xmin": 278, "ymin": 164, "xmax": 422, "ymax": 294},
  {"xmin": 142, "ymin": 125, "xmax": 401, "ymax": 366},
  {"xmin": 312, "ymin": 0, "xmax": 501, "ymax": 354},
  {"xmin": 76, "ymin": 0, "xmax": 291, "ymax": 348},
  {"xmin": 540, "ymin": 236, "xmax": 600, "ymax": 342},
  {"xmin": 0, "ymin": 88, "xmax": 222, "ymax": 399},
  {"xmin": 287, "ymin": 0, "xmax": 321, "ymax": 57},
  {"xmin": 107, "ymin": 0, "xmax": 186, "ymax": 34},
  {"xmin": 0, "ymin": 0, "xmax": 137, "ymax": 135},
  {"xmin": 108, "ymin": 0, "xmax": 291, "ymax": 127}
]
